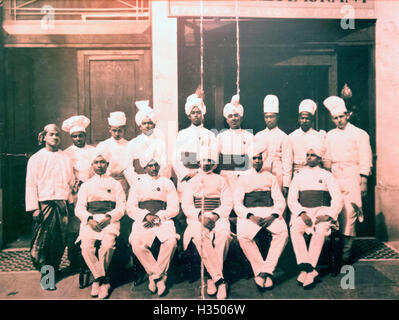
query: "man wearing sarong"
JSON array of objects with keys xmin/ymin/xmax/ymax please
[
  {"xmin": 234, "ymin": 143, "xmax": 288, "ymax": 291},
  {"xmin": 288, "ymin": 99, "xmax": 326, "ymax": 176},
  {"xmin": 62, "ymin": 115, "xmax": 95, "ymax": 270},
  {"xmin": 75, "ymin": 152, "xmax": 126, "ymax": 299},
  {"xmin": 125, "ymin": 100, "xmax": 170, "ymax": 187},
  {"xmin": 181, "ymin": 146, "xmax": 233, "ymax": 300},
  {"xmin": 323, "ymin": 96, "xmax": 372, "ymax": 264},
  {"xmin": 25, "ymin": 124, "xmax": 75, "ymax": 290},
  {"xmin": 288, "ymin": 142, "xmax": 343, "ymax": 289},
  {"xmin": 127, "ymin": 145, "xmax": 179, "ymax": 297},
  {"xmin": 255, "ymin": 95, "xmax": 293, "ymax": 196},
  {"xmin": 217, "ymin": 94, "xmax": 254, "ymax": 194}
]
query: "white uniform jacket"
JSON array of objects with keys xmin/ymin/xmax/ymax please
[
  {"xmin": 75, "ymin": 174, "xmax": 126, "ymax": 241},
  {"xmin": 234, "ymin": 168, "xmax": 286, "ymax": 240},
  {"xmin": 96, "ymin": 137, "xmax": 129, "ymax": 177},
  {"xmin": 181, "ymin": 170, "xmax": 233, "ymax": 250},
  {"xmin": 63, "ymin": 144, "xmax": 95, "ymax": 183},
  {"xmin": 255, "ymin": 127, "xmax": 293, "ymax": 189},
  {"xmin": 25, "ymin": 148, "xmax": 75, "ymax": 212},
  {"xmin": 127, "ymin": 175, "xmax": 179, "ymax": 246},
  {"xmin": 288, "ymin": 128, "xmax": 326, "ymax": 175}
]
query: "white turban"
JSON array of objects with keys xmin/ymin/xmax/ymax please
[
  {"xmin": 135, "ymin": 100, "xmax": 157, "ymax": 126},
  {"xmin": 108, "ymin": 111, "xmax": 126, "ymax": 126},
  {"xmin": 248, "ymin": 142, "xmax": 266, "ymax": 159},
  {"xmin": 306, "ymin": 139, "xmax": 326, "ymax": 159},
  {"xmin": 199, "ymin": 145, "xmax": 219, "ymax": 164},
  {"xmin": 223, "ymin": 94, "xmax": 244, "ymax": 118},
  {"xmin": 139, "ymin": 143, "xmax": 166, "ymax": 170},
  {"xmin": 299, "ymin": 99, "xmax": 317, "ymax": 115},
  {"xmin": 90, "ymin": 149, "xmax": 111, "ymax": 165},
  {"xmin": 62, "ymin": 115, "xmax": 90, "ymax": 135},
  {"xmin": 323, "ymin": 96, "xmax": 347, "ymax": 117},
  {"xmin": 263, "ymin": 94, "xmax": 279, "ymax": 113},
  {"xmin": 185, "ymin": 93, "xmax": 206, "ymax": 116}
]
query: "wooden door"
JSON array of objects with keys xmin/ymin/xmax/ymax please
[{"xmin": 78, "ymin": 50, "xmax": 151, "ymax": 144}]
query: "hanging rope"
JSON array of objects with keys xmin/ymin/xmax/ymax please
[
  {"xmin": 235, "ymin": 0, "xmax": 240, "ymax": 95},
  {"xmin": 199, "ymin": 0, "xmax": 205, "ymax": 301}
]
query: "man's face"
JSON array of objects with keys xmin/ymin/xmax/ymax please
[
  {"xmin": 71, "ymin": 131, "xmax": 86, "ymax": 148},
  {"xmin": 252, "ymin": 154, "xmax": 263, "ymax": 172},
  {"xmin": 306, "ymin": 149, "xmax": 321, "ymax": 168},
  {"xmin": 109, "ymin": 125, "xmax": 126, "ymax": 140},
  {"xmin": 332, "ymin": 113, "xmax": 349, "ymax": 130},
  {"xmin": 145, "ymin": 161, "xmax": 160, "ymax": 177},
  {"xmin": 264, "ymin": 112, "xmax": 278, "ymax": 130},
  {"xmin": 201, "ymin": 159, "xmax": 216, "ymax": 172},
  {"xmin": 44, "ymin": 130, "xmax": 61, "ymax": 148},
  {"xmin": 92, "ymin": 156, "xmax": 108, "ymax": 175},
  {"xmin": 226, "ymin": 113, "xmax": 242, "ymax": 130},
  {"xmin": 140, "ymin": 118, "xmax": 155, "ymax": 136},
  {"xmin": 188, "ymin": 107, "xmax": 203, "ymax": 126},
  {"xmin": 298, "ymin": 112, "xmax": 313, "ymax": 132}
]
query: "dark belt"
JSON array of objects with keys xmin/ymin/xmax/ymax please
[
  {"xmin": 138, "ymin": 200, "xmax": 167, "ymax": 215},
  {"xmin": 298, "ymin": 190, "xmax": 331, "ymax": 208},
  {"xmin": 87, "ymin": 201, "xmax": 116, "ymax": 214},
  {"xmin": 133, "ymin": 158, "xmax": 145, "ymax": 174},
  {"xmin": 194, "ymin": 197, "xmax": 221, "ymax": 211},
  {"xmin": 181, "ymin": 152, "xmax": 200, "ymax": 169},
  {"xmin": 244, "ymin": 191, "xmax": 274, "ymax": 208},
  {"xmin": 218, "ymin": 154, "xmax": 249, "ymax": 171}
]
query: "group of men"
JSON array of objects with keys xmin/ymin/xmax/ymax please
[{"xmin": 25, "ymin": 90, "xmax": 372, "ymax": 300}]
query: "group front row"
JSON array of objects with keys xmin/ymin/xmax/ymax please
[{"xmin": 27, "ymin": 125, "xmax": 344, "ymax": 300}]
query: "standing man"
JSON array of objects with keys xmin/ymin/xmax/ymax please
[
  {"xmin": 288, "ymin": 99, "xmax": 326, "ymax": 176},
  {"xmin": 234, "ymin": 144, "xmax": 288, "ymax": 291},
  {"xmin": 217, "ymin": 94, "xmax": 254, "ymax": 194},
  {"xmin": 125, "ymin": 100, "xmax": 170, "ymax": 187},
  {"xmin": 288, "ymin": 142, "xmax": 343, "ymax": 288},
  {"xmin": 96, "ymin": 111, "xmax": 130, "ymax": 196},
  {"xmin": 26, "ymin": 124, "xmax": 75, "ymax": 290},
  {"xmin": 255, "ymin": 95, "xmax": 293, "ymax": 197},
  {"xmin": 182, "ymin": 147, "xmax": 233, "ymax": 300},
  {"xmin": 62, "ymin": 115, "xmax": 95, "ymax": 270},
  {"xmin": 127, "ymin": 146, "xmax": 179, "ymax": 297},
  {"xmin": 75, "ymin": 152, "xmax": 126, "ymax": 299},
  {"xmin": 323, "ymin": 96, "xmax": 372, "ymax": 264}
]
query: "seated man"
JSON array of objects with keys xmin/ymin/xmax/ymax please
[
  {"xmin": 288, "ymin": 141, "xmax": 343, "ymax": 289},
  {"xmin": 234, "ymin": 144, "xmax": 288, "ymax": 291},
  {"xmin": 127, "ymin": 146, "xmax": 179, "ymax": 297},
  {"xmin": 75, "ymin": 152, "xmax": 126, "ymax": 299},
  {"xmin": 181, "ymin": 147, "xmax": 233, "ymax": 300}
]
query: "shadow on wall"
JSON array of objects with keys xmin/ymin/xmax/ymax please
[{"xmin": 375, "ymin": 212, "xmax": 389, "ymax": 242}]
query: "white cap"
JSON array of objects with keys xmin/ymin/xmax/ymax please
[
  {"xmin": 62, "ymin": 115, "xmax": 90, "ymax": 135},
  {"xmin": 135, "ymin": 100, "xmax": 157, "ymax": 126},
  {"xmin": 323, "ymin": 96, "xmax": 347, "ymax": 117},
  {"xmin": 299, "ymin": 99, "xmax": 317, "ymax": 115},
  {"xmin": 223, "ymin": 94, "xmax": 244, "ymax": 118},
  {"xmin": 263, "ymin": 94, "xmax": 279, "ymax": 113},
  {"xmin": 90, "ymin": 149, "xmax": 111, "ymax": 164},
  {"xmin": 306, "ymin": 138, "xmax": 326, "ymax": 158},
  {"xmin": 185, "ymin": 93, "xmax": 206, "ymax": 116},
  {"xmin": 108, "ymin": 111, "xmax": 126, "ymax": 126}
]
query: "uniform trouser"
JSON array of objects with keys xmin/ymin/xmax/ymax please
[
  {"xmin": 191, "ymin": 230, "xmax": 232, "ymax": 283},
  {"xmin": 238, "ymin": 219, "xmax": 288, "ymax": 276},
  {"xmin": 80, "ymin": 234, "xmax": 116, "ymax": 280},
  {"xmin": 290, "ymin": 220, "xmax": 331, "ymax": 268},
  {"xmin": 131, "ymin": 237, "xmax": 177, "ymax": 280}
]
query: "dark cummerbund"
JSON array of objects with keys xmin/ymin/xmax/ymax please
[
  {"xmin": 139, "ymin": 200, "xmax": 167, "ymax": 215},
  {"xmin": 133, "ymin": 158, "xmax": 145, "ymax": 174},
  {"xmin": 219, "ymin": 154, "xmax": 249, "ymax": 171},
  {"xmin": 244, "ymin": 191, "xmax": 274, "ymax": 208},
  {"xmin": 193, "ymin": 197, "xmax": 221, "ymax": 211},
  {"xmin": 298, "ymin": 190, "xmax": 331, "ymax": 208},
  {"xmin": 87, "ymin": 201, "xmax": 116, "ymax": 214},
  {"xmin": 181, "ymin": 152, "xmax": 200, "ymax": 169}
]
